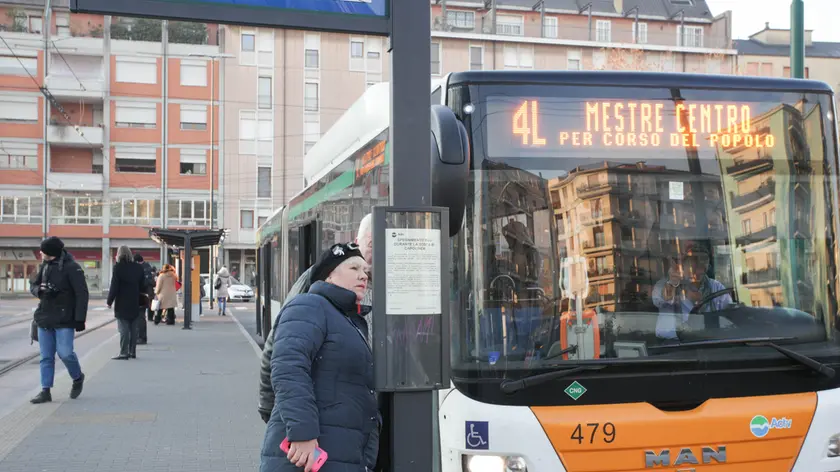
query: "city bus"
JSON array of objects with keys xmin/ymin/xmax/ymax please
[{"xmin": 256, "ymin": 71, "xmax": 840, "ymax": 471}]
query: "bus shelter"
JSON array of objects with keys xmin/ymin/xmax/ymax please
[{"xmin": 148, "ymin": 228, "xmax": 226, "ymax": 329}]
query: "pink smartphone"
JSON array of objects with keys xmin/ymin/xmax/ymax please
[{"xmin": 280, "ymin": 437, "xmax": 328, "ymax": 471}]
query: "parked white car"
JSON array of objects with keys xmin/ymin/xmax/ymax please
[{"xmin": 201, "ymin": 275, "xmax": 254, "ymax": 302}]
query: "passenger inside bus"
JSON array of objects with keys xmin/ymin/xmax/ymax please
[{"xmin": 651, "ymin": 245, "xmax": 733, "ymax": 341}]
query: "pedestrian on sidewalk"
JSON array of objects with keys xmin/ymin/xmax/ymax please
[
  {"xmin": 107, "ymin": 246, "xmax": 147, "ymax": 360},
  {"xmin": 154, "ymin": 264, "xmax": 178, "ymax": 325},
  {"xmin": 134, "ymin": 253, "xmax": 156, "ymax": 344},
  {"xmin": 29, "ymin": 236, "xmax": 88, "ymax": 404},
  {"xmin": 258, "ymin": 214, "xmax": 374, "ymax": 425},
  {"xmin": 260, "ymin": 242, "xmax": 378, "ymax": 472},
  {"xmin": 215, "ymin": 266, "xmax": 232, "ymax": 316}
]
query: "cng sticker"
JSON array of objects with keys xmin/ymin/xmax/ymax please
[
  {"xmin": 750, "ymin": 415, "xmax": 792, "ymax": 438},
  {"xmin": 564, "ymin": 381, "xmax": 587, "ymax": 400}
]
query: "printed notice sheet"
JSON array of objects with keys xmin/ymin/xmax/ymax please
[{"xmin": 385, "ymin": 228, "xmax": 442, "ymax": 315}]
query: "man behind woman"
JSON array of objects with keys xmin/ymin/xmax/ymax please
[{"xmin": 260, "ymin": 242, "xmax": 379, "ymax": 472}]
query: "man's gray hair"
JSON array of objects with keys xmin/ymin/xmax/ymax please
[
  {"xmin": 357, "ymin": 213, "xmax": 373, "ymax": 240},
  {"xmin": 116, "ymin": 245, "xmax": 133, "ymax": 263}
]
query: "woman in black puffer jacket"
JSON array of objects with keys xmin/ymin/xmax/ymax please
[{"xmin": 260, "ymin": 242, "xmax": 378, "ymax": 472}]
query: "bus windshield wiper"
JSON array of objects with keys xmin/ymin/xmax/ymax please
[
  {"xmin": 657, "ymin": 336, "xmax": 836, "ymax": 378},
  {"xmin": 500, "ymin": 365, "xmax": 607, "ymax": 394}
]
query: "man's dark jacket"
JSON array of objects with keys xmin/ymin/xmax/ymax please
[
  {"xmin": 107, "ymin": 260, "xmax": 146, "ymax": 320},
  {"xmin": 258, "ymin": 266, "xmax": 313, "ymax": 422},
  {"xmin": 259, "ymin": 281, "xmax": 378, "ymax": 472},
  {"xmin": 139, "ymin": 261, "xmax": 156, "ymax": 295},
  {"xmin": 30, "ymin": 251, "xmax": 89, "ymax": 330}
]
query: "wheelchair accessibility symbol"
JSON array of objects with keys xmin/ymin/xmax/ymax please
[{"xmin": 465, "ymin": 421, "xmax": 489, "ymax": 450}]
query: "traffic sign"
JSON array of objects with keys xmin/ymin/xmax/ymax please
[{"xmin": 71, "ymin": 0, "xmax": 390, "ymax": 35}]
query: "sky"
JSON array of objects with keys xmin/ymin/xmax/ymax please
[{"xmin": 705, "ymin": 0, "xmax": 840, "ymax": 41}]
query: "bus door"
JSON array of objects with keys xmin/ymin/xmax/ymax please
[
  {"xmin": 255, "ymin": 245, "xmax": 263, "ymax": 337},
  {"xmin": 299, "ymin": 220, "xmax": 321, "ymax": 276},
  {"xmin": 260, "ymin": 241, "xmax": 272, "ymax": 339}
]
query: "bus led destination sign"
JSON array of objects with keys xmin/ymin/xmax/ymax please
[{"xmin": 508, "ymin": 99, "xmax": 775, "ymax": 150}]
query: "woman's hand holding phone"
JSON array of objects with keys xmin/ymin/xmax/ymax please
[{"xmin": 286, "ymin": 438, "xmax": 319, "ymax": 471}]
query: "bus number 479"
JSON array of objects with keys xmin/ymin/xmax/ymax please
[{"xmin": 571, "ymin": 422, "xmax": 617, "ymax": 444}]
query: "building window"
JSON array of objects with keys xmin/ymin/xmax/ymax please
[
  {"xmin": 167, "ymin": 199, "xmax": 210, "ymax": 226},
  {"xmin": 114, "ymin": 147, "xmax": 156, "ymax": 173},
  {"xmin": 596, "ymin": 20, "xmax": 611, "ymax": 42},
  {"xmin": 180, "ymin": 105, "xmax": 207, "ymax": 130},
  {"xmin": 469, "ymin": 45, "xmax": 483, "ymax": 70},
  {"xmin": 257, "ymin": 166, "xmax": 271, "ymax": 198},
  {"xmin": 431, "ymin": 41, "xmax": 441, "ymax": 75},
  {"xmin": 567, "ymin": 50, "xmax": 582, "ymax": 70},
  {"xmin": 50, "ymin": 193, "xmax": 103, "ymax": 225},
  {"xmin": 496, "ymin": 14, "xmax": 523, "ymax": 36},
  {"xmin": 783, "ymin": 66, "xmax": 810, "ymax": 78},
  {"xmin": 115, "ymin": 57, "xmax": 157, "ymax": 84},
  {"xmin": 0, "ymin": 195, "xmax": 43, "ymax": 223},
  {"xmin": 240, "ymin": 209, "xmax": 255, "ymax": 229},
  {"xmin": 632, "ymin": 22, "xmax": 648, "ymax": 43},
  {"xmin": 445, "ymin": 10, "xmax": 475, "ymax": 29},
  {"xmin": 28, "ymin": 16, "xmax": 42, "ymax": 34},
  {"xmin": 258, "ymin": 216, "xmax": 267, "ymax": 227},
  {"xmin": 543, "ymin": 17, "xmax": 558, "ymax": 38},
  {"xmin": 0, "ymin": 142, "xmax": 38, "ymax": 170},
  {"xmin": 503, "ymin": 44, "xmax": 534, "ymax": 69},
  {"xmin": 56, "ymin": 15, "xmax": 70, "ymax": 37},
  {"xmin": 258, "ymin": 76, "xmax": 272, "ymax": 109},
  {"xmin": 0, "ymin": 55, "xmax": 37, "ymax": 76},
  {"xmin": 351, "ymin": 40, "xmax": 364, "ymax": 58},
  {"xmin": 115, "ymin": 102, "xmax": 156, "ymax": 128},
  {"xmin": 179, "ymin": 149, "xmax": 207, "ymax": 175},
  {"xmin": 305, "ymin": 33, "xmax": 320, "ymax": 69},
  {"xmin": 180, "ymin": 59, "xmax": 207, "ymax": 87},
  {"xmin": 242, "ymin": 33, "xmax": 255, "ymax": 52},
  {"xmin": 678, "ymin": 25, "xmax": 703, "ymax": 47},
  {"xmin": 110, "ymin": 198, "xmax": 160, "ymax": 225},
  {"xmin": 0, "ymin": 96, "xmax": 38, "ymax": 122},
  {"xmin": 304, "ymin": 141, "xmax": 316, "ymax": 155},
  {"xmin": 304, "ymin": 82, "xmax": 319, "ymax": 112},
  {"xmin": 239, "ymin": 110, "xmax": 256, "ymax": 155}
]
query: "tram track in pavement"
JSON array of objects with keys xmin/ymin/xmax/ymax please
[{"xmin": 0, "ymin": 318, "xmax": 117, "ymax": 378}]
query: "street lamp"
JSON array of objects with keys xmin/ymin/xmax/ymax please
[{"xmin": 188, "ymin": 52, "xmax": 233, "ymax": 310}]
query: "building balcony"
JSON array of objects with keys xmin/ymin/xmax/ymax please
[
  {"xmin": 46, "ymin": 172, "xmax": 104, "ymax": 192},
  {"xmin": 736, "ymin": 225, "xmax": 777, "ymax": 247},
  {"xmin": 48, "ymin": 123, "xmax": 104, "ymax": 148},
  {"xmin": 45, "ymin": 75, "xmax": 105, "ymax": 101},
  {"xmin": 741, "ymin": 267, "xmax": 781, "ymax": 286}
]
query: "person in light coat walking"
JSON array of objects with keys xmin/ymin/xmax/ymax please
[
  {"xmin": 154, "ymin": 264, "xmax": 178, "ymax": 325},
  {"xmin": 215, "ymin": 267, "xmax": 232, "ymax": 316}
]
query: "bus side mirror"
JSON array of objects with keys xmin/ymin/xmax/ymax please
[{"xmin": 430, "ymin": 104, "xmax": 470, "ymax": 237}]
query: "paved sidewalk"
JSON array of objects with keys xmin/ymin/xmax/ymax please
[{"xmin": 0, "ymin": 311, "xmax": 266, "ymax": 472}]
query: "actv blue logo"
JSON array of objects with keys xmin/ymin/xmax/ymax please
[{"xmin": 750, "ymin": 415, "xmax": 792, "ymax": 438}]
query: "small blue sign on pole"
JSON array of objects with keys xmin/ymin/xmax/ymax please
[{"xmin": 465, "ymin": 421, "xmax": 489, "ymax": 450}]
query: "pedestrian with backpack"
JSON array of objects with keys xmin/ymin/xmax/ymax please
[
  {"xmin": 134, "ymin": 254, "xmax": 156, "ymax": 344},
  {"xmin": 215, "ymin": 267, "xmax": 232, "ymax": 316}
]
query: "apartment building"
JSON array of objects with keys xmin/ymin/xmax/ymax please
[
  {"xmin": 0, "ymin": 0, "xmax": 220, "ymax": 293},
  {"xmin": 218, "ymin": 0, "xmax": 737, "ymax": 285},
  {"xmin": 735, "ymin": 24, "xmax": 840, "ymax": 90}
]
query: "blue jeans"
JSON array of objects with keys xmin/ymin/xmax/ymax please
[
  {"xmin": 217, "ymin": 297, "xmax": 227, "ymax": 314},
  {"xmin": 38, "ymin": 327, "xmax": 83, "ymax": 388}
]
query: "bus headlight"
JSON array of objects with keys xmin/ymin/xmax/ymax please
[
  {"xmin": 828, "ymin": 433, "xmax": 840, "ymax": 457},
  {"xmin": 462, "ymin": 454, "xmax": 527, "ymax": 472}
]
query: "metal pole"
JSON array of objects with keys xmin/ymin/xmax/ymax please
[
  {"xmin": 42, "ymin": 0, "xmax": 52, "ymax": 238},
  {"xmin": 208, "ymin": 57, "xmax": 215, "ymax": 310},
  {"xmin": 388, "ymin": 0, "xmax": 435, "ymax": 470},
  {"xmin": 183, "ymin": 237, "xmax": 192, "ymax": 330},
  {"xmin": 588, "ymin": 7, "xmax": 592, "ymax": 41},
  {"xmin": 791, "ymin": 0, "xmax": 805, "ymax": 78}
]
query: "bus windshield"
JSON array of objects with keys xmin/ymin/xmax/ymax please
[{"xmin": 451, "ymin": 83, "xmax": 840, "ymax": 381}]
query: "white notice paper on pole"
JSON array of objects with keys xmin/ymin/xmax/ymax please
[{"xmin": 385, "ymin": 228, "xmax": 442, "ymax": 315}]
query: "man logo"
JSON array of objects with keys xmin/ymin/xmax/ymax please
[{"xmin": 644, "ymin": 446, "xmax": 726, "ymax": 468}]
